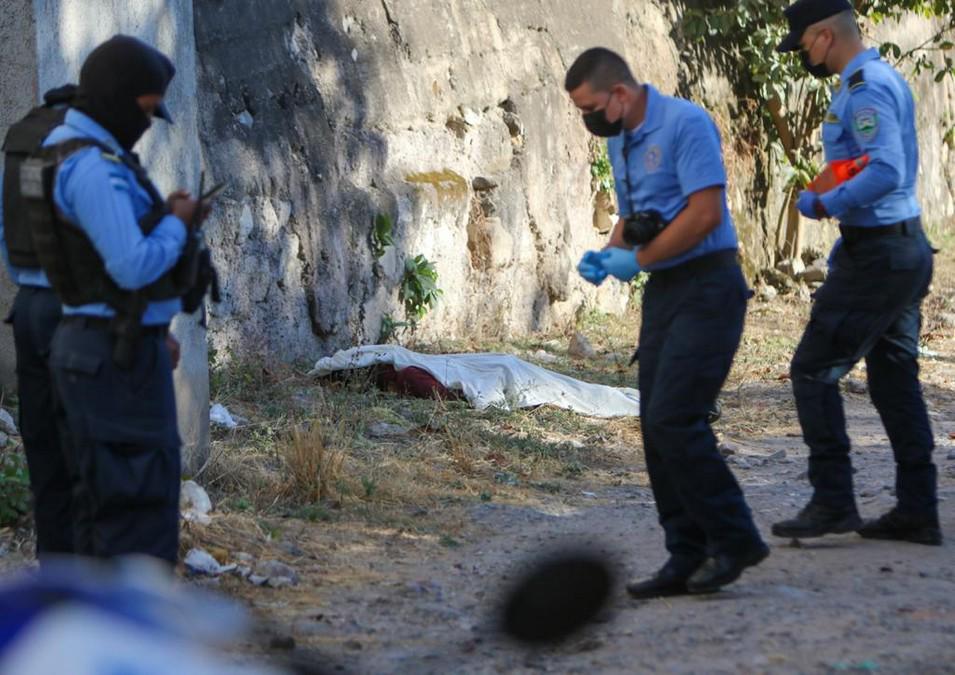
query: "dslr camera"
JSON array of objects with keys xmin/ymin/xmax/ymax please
[{"xmin": 622, "ymin": 210, "xmax": 667, "ymax": 246}]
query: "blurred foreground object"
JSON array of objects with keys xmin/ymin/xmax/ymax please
[
  {"xmin": 0, "ymin": 557, "xmax": 284, "ymax": 675},
  {"xmin": 501, "ymin": 550, "xmax": 615, "ymax": 644}
]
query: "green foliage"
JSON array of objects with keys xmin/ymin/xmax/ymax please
[
  {"xmin": 378, "ymin": 313, "xmax": 410, "ymax": 343},
  {"xmin": 590, "ymin": 143, "xmax": 615, "ymax": 194},
  {"xmin": 400, "ymin": 254, "xmax": 442, "ymax": 322},
  {"xmin": 682, "ymin": 3, "xmax": 955, "ymax": 134},
  {"xmin": 0, "ymin": 449, "xmax": 31, "ymax": 527},
  {"xmin": 361, "ymin": 475, "xmax": 378, "ymax": 499},
  {"xmin": 629, "ymin": 272, "xmax": 650, "ymax": 306},
  {"xmin": 371, "ymin": 213, "xmax": 395, "ymax": 260},
  {"xmin": 683, "ymin": 1, "xmax": 954, "ymax": 255}
]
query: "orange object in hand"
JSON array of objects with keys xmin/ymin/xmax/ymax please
[{"xmin": 808, "ymin": 155, "xmax": 870, "ymax": 194}]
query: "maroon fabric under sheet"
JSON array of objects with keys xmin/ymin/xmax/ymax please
[{"xmin": 373, "ymin": 365, "xmax": 462, "ymax": 401}]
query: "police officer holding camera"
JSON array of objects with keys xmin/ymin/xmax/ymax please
[{"xmin": 566, "ymin": 48, "xmax": 768, "ymax": 596}]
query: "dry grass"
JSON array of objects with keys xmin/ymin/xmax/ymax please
[
  {"xmin": 198, "ymin": 230, "xmax": 955, "ymax": 539},
  {"xmin": 280, "ymin": 421, "xmax": 347, "ymax": 504}
]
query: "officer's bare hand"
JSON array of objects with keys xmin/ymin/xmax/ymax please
[
  {"xmin": 165, "ymin": 334, "xmax": 181, "ymax": 370},
  {"xmin": 166, "ymin": 189, "xmax": 190, "ymax": 210},
  {"xmin": 168, "ymin": 193, "xmax": 210, "ymax": 227}
]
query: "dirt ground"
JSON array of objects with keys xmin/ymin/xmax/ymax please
[
  {"xmin": 216, "ymin": 236, "xmax": 955, "ymax": 674},
  {"xmin": 2, "ymin": 240, "xmax": 955, "ymax": 674},
  {"xmin": 236, "ymin": 394, "xmax": 955, "ymax": 674}
]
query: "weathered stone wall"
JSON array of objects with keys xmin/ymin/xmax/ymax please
[
  {"xmin": 193, "ymin": 0, "xmax": 953, "ymax": 364},
  {"xmin": 193, "ymin": 0, "xmax": 676, "ymax": 362},
  {"xmin": 4, "ymin": 1, "xmax": 952, "ymax": 376},
  {"xmin": 882, "ymin": 16, "xmax": 955, "ymax": 228}
]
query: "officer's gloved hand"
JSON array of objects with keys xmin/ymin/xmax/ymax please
[
  {"xmin": 577, "ymin": 251, "xmax": 608, "ymax": 286},
  {"xmin": 599, "ymin": 247, "xmax": 641, "ymax": 282},
  {"xmin": 827, "ymin": 237, "xmax": 843, "ymax": 271},
  {"xmin": 796, "ymin": 190, "xmax": 824, "ymax": 220}
]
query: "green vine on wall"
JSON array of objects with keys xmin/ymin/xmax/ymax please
[{"xmin": 683, "ymin": 0, "xmax": 955, "ymax": 260}]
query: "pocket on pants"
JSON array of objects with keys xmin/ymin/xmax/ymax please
[
  {"xmin": 888, "ymin": 244, "xmax": 925, "ymax": 272},
  {"xmin": 51, "ymin": 335, "xmax": 180, "ymax": 448},
  {"xmin": 89, "ymin": 443, "xmax": 179, "ymax": 511}
]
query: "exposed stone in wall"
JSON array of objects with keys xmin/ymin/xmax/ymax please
[{"xmin": 193, "ymin": 0, "xmax": 682, "ymax": 362}]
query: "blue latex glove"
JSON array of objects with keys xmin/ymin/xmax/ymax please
[
  {"xmin": 599, "ymin": 247, "xmax": 641, "ymax": 282},
  {"xmin": 796, "ymin": 190, "xmax": 824, "ymax": 220},
  {"xmin": 828, "ymin": 237, "xmax": 843, "ymax": 270},
  {"xmin": 577, "ymin": 250, "xmax": 608, "ymax": 286}
]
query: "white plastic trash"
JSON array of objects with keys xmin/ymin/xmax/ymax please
[
  {"xmin": 181, "ymin": 481, "xmax": 213, "ymax": 526},
  {"xmin": 209, "ymin": 403, "xmax": 238, "ymax": 429}
]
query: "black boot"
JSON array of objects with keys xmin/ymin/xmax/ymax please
[
  {"xmin": 626, "ymin": 558, "xmax": 702, "ymax": 600},
  {"xmin": 771, "ymin": 502, "xmax": 862, "ymax": 539},
  {"xmin": 686, "ymin": 541, "xmax": 770, "ymax": 594},
  {"xmin": 858, "ymin": 508, "xmax": 942, "ymax": 546}
]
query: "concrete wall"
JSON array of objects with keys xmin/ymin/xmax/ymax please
[
  {"xmin": 191, "ymin": 2, "xmax": 955, "ymax": 365},
  {"xmin": 5, "ymin": 2, "xmax": 952, "ymax": 414},
  {"xmin": 0, "ymin": 0, "xmax": 210, "ymax": 473},
  {"xmin": 0, "ymin": 0, "xmax": 40, "ymax": 392}
]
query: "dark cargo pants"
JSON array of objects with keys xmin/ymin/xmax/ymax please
[
  {"xmin": 9, "ymin": 286, "xmax": 76, "ymax": 556},
  {"xmin": 639, "ymin": 255, "xmax": 764, "ymax": 568},
  {"xmin": 791, "ymin": 222, "xmax": 936, "ymax": 515},
  {"xmin": 50, "ymin": 318, "xmax": 181, "ymax": 563}
]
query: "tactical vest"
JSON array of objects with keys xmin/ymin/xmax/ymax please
[
  {"xmin": 1, "ymin": 90, "xmax": 74, "ymax": 267},
  {"xmin": 20, "ymin": 138, "xmax": 184, "ymax": 315}
]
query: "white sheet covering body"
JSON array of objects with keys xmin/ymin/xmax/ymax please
[{"xmin": 309, "ymin": 345, "xmax": 640, "ymax": 418}]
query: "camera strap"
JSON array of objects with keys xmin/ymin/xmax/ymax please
[{"xmin": 619, "ymin": 132, "xmax": 638, "ymax": 216}]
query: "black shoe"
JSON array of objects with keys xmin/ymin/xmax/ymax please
[
  {"xmin": 626, "ymin": 559, "xmax": 701, "ymax": 600},
  {"xmin": 771, "ymin": 502, "xmax": 862, "ymax": 539},
  {"xmin": 686, "ymin": 542, "xmax": 770, "ymax": 594},
  {"xmin": 858, "ymin": 508, "xmax": 942, "ymax": 546}
]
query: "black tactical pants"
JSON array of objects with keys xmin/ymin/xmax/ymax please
[
  {"xmin": 638, "ymin": 252, "xmax": 764, "ymax": 569},
  {"xmin": 791, "ymin": 221, "xmax": 936, "ymax": 515},
  {"xmin": 50, "ymin": 317, "xmax": 181, "ymax": 563},
  {"xmin": 10, "ymin": 286, "xmax": 76, "ymax": 556}
]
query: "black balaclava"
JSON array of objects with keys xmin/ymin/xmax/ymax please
[{"xmin": 74, "ymin": 35, "xmax": 176, "ymax": 151}]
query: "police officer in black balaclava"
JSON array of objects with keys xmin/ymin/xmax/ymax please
[
  {"xmin": 31, "ymin": 35, "xmax": 207, "ymax": 564},
  {"xmin": 74, "ymin": 35, "xmax": 177, "ymax": 150}
]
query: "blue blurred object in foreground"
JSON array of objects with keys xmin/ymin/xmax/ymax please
[{"xmin": 0, "ymin": 557, "xmax": 284, "ymax": 675}]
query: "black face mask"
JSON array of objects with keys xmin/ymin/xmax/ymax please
[
  {"xmin": 800, "ymin": 32, "xmax": 833, "ymax": 79},
  {"xmin": 583, "ymin": 94, "xmax": 624, "ymax": 138},
  {"xmin": 73, "ymin": 35, "xmax": 176, "ymax": 151},
  {"xmin": 801, "ymin": 51, "xmax": 833, "ymax": 79}
]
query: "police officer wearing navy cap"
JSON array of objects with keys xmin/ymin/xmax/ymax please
[
  {"xmin": 772, "ymin": 1, "xmax": 941, "ymax": 545},
  {"xmin": 19, "ymin": 36, "xmax": 209, "ymax": 563},
  {"xmin": 566, "ymin": 48, "xmax": 769, "ymax": 597}
]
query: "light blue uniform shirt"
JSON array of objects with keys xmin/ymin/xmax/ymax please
[
  {"xmin": 818, "ymin": 48, "xmax": 921, "ymax": 226},
  {"xmin": 44, "ymin": 110, "xmax": 186, "ymax": 325},
  {"xmin": 608, "ymin": 85, "xmax": 738, "ymax": 272}
]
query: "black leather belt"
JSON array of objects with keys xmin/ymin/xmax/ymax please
[
  {"xmin": 61, "ymin": 315, "xmax": 169, "ymax": 336},
  {"xmin": 650, "ymin": 249, "xmax": 739, "ymax": 283},
  {"xmin": 840, "ymin": 217, "xmax": 921, "ymax": 245}
]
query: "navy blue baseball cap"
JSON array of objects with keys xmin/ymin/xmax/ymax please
[{"xmin": 777, "ymin": 0, "xmax": 854, "ymax": 53}]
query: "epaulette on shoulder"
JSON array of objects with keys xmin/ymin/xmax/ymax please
[
  {"xmin": 99, "ymin": 150, "xmax": 122, "ymax": 164},
  {"xmin": 848, "ymin": 69, "xmax": 866, "ymax": 93}
]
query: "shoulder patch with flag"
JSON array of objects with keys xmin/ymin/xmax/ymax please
[{"xmin": 853, "ymin": 108, "xmax": 879, "ymax": 141}]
